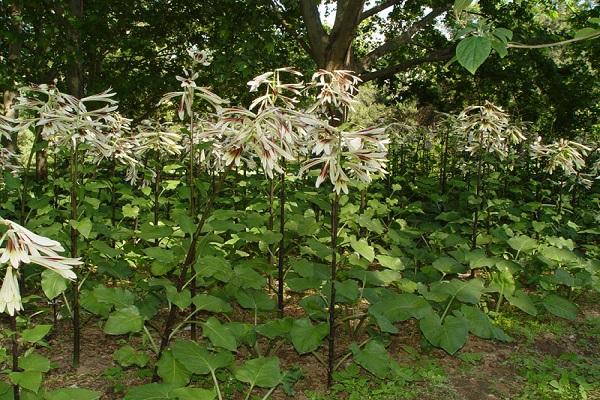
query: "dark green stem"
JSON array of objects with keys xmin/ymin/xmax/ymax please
[
  {"xmin": 327, "ymin": 192, "xmax": 339, "ymax": 388},
  {"xmin": 277, "ymin": 165, "xmax": 286, "ymax": 317},
  {"xmin": 70, "ymin": 145, "xmax": 80, "ymax": 369}
]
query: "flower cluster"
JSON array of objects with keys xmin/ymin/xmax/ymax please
[
  {"xmin": 6, "ymin": 85, "xmax": 121, "ymax": 155},
  {"xmin": 531, "ymin": 137, "xmax": 593, "ymax": 187},
  {"xmin": 301, "ymin": 126, "xmax": 388, "ymax": 194},
  {"xmin": 158, "ymin": 53, "xmax": 225, "ymax": 121},
  {"xmin": 458, "ymin": 101, "xmax": 526, "ymax": 159},
  {"xmin": 300, "ymin": 70, "xmax": 389, "ymax": 194},
  {"xmin": 247, "ymin": 67, "xmax": 304, "ymax": 112},
  {"xmin": 0, "ymin": 218, "xmax": 81, "ymax": 315},
  {"xmin": 309, "ymin": 70, "xmax": 361, "ymax": 115}
]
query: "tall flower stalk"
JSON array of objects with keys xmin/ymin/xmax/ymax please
[
  {"xmin": 301, "ymin": 70, "xmax": 388, "ymax": 386},
  {"xmin": 246, "ymin": 67, "xmax": 304, "ymax": 315},
  {"xmin": 154, "ymin": 49, "xmax": 228, "ymax": 370},
  {"xmin": 457, "ymin": 101, "xmax": 526, "ymax": 249},
  {"xmin": 3, "ymin": 84, "xmax": 125, "ymax": 368}
]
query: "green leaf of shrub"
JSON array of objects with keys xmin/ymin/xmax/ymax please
[
  {"xmin": 542, "ymin": 295, "xmax": 577, "ymax": 320},
  {"xmin": 192, "ymin": 294, "xmax": 232, "ymax": 313},
  {"xmin": 201, "ymin": 317, "xmax": 237, "ymax": 351},
  {"xmin": 41, "ymin": 270, "xmax": 68, "ymax": 300},
  {"xmin": 456, "ymin": 36, "xmax": 491, "ymax": 74},
  {"xmin": 290, "ymin": 318, "xmax": 328, "ymax": 354},
  {"xmin": 9, "ymin": 371, "xmax": 42, "ymax": 393},
  {"xmin": 350, "ymin": 237, "xmax": 375, "ymax": 262},
  {"xmin": 506, "ymin": 290, "xmax": 538, "ymax": 316},
  {"xmin": 113, "ymin": 345, "xmax": 149, "ymax": 368},
  {"xmin": 19, "ymin": 352, "xmax": 50, "ymax": 372},
  {"xmin": 124, "ymin": 383, "xmax": 174, "ymax": 400},
  {"xmin": 420, "ymin": 314, "xmax": 468, "ymax": 354},
  {"xmin": 171, "ymin": 340, "xmax": 233, "ymax": 375},
  {"xmin": 104, "ymin": 306, "xmax": 143, "ymax": 335},
  {"xmin": 21, "ymin": 325, "xmax": 52, "ymax": 343},
  {"xmin": 350, "ymin": 341, "xmax": 391, "ymax": 379},
  {"xmin": 234, "ymin": 357, "xmax": 281, "ymax": 388},
  {"xmin": 169, "ymin": 387, "xmax": 215, "ymax": 400},
  {"xmin": 156, "ymin": 350, "xmax": 191, "ymax": 387}
]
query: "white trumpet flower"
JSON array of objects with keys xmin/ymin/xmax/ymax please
[
  {"xmin": 0, "ymin": 218, "xmax": 81, "ymax": 315},
  {"xmin": 0, "ymin": 267, "xmax": 22, "ymax": 316}
]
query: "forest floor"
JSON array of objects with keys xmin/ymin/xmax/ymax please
[{"xmin": 21, "ymin": 291, "xmax": 600, "ymax": 400}]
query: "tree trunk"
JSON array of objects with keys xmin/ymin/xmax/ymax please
[
  {"xmin": 2, "ymin": 0, "xmax": 23, "ymax": 152},
  {"xmin": 298, "ymin": 1, "xmax": 451, "ymax": 79},
  {"xmin": 67, "ymin": 0, "xmax": 84, "ymax": 98}
]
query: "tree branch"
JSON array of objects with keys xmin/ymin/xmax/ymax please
[
  {"xmin": 361, "ymin": 5, "xmax": 449, "ymax": 69},
  {"xmin": 268, "ymin": 0, "xmax": 312, "ymax": 56},
  {"xmin": 360, "ymin": 0, "xmax": 404, "ymax": 21},
  {"xmin": 300, "ymin": 0, "xmax": 329, "ymax": 67},
  {"xmin": 359, "ymin": 47, "xmax": 453, "ymax": 82}
]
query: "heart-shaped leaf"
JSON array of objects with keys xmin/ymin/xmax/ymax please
[
  {"xmin": 234, "ymin": 357, "xmax": 281, "ymax": 388},
  {"xmin": 456, "ymin": 36, "xmax": 492, "ymax": 74}
]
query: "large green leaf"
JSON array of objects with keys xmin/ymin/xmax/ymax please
[
  {"xmin": 350, "ymin": 237, "xmax": 375, "ymax": 262},
  {"xmin": 291, "ymin": 259, "xmax": 329, "ymax": 280},
  {"xmin": 144, "ymin": 247, "xmax": 175, "ymax": 264},
  {"xmin": 231, "ymin": 266, "xmax": 265, "ymax": 290},
  {"xmin": 169, "ymin": 387, "xmax": 215, "ymax": 400},
  {"xmin": 290, "ymin": 318, "xmax": 328, "ymax": 354},
  {"xmin": 431, "ymin": 279, "xmax": 484, "ymax": 304},
  {"xmin": 376, "ymin": 255, "xmax": 404, "ymax": 271},
  {"xmin": 124, "ymin": 384, "xmax": 174, "ymax": 400},
  {"xmin": 113, "ymin": 345, "xmax": 149, "ymax": 368},
  {"xmin": 506, "ymin": 290, "xmax": 538, "ymax": 316},
  {"xmin": 93, "ymin": 285, "xmax": 135, "ymax": 309},
  {"xmin": 507, "ymin": 235, "xmax": 538, "ymax": 254},
  {"xmin": 19, "ymin": 352, "xmax": 50, "ymax": 372},
  {"xmin": 538, "ymin": 246, "xmax": 579, "ymax": 265},
  {"xmin": 201, "ymin": 317, "xmax": 238, "ymax": 351},
  {"xmin": 350, "ymin": 341, "xmax": 391, "ymax": 379},
  {"xmin": 70, "ymin": 218, "xmax": 93, "ymax": 239},
  {"xmin": 9, "ymin": 371, "xmax": 42, "ymax": 393},
  {"xmin": 256, "ymin": 318, "xmax": 294, "ymax": 339},
  {"xmin": 171, "ymin": 340, "xmax": 234, "ymax": 375},
  {"xmin": 459, "ymin": 305, "xmax": 509, "ymax": 341},
  {"xmin": 192, "ymin": 294, "xmax": 232, "ymax": 313},
  {"xmin": 234, "ymin": 289, "xmax": 275, "ymax": 311},
  {"xmin": 456, "ymin": 36, "xmax": 492, "ymax": 74},
  {"xmin": 419, "ymin": 314, "xmax": 468, "ymax": 354},
  {"xmin": 542, "ymin": 295, "xmax": 577, "ymax": 321},
  {"xmin": 234, "ymin": 357, "xmax": 281, "ymax": 388},
  {"xmin": 432, "ymin": 256, "xmax": 466, "ymax": 274},
  {"xmin": 41, "ymin": 270, "xmax": 68, "ymax": 300},
  {"xmin": 104, "ymin": 306, "xmax": 143, "ymax": 335},
  {"xmin": 139, "ymin": 223, "xmax": 173, "ymax": 241},
  {"xmin": 166, "ymin": 287, "xmax": 192, "ymax": 310},
  {"xmin": 21, "ymin": 325, "xmax": 52, "ymax": 343},
  {"xmin": 488, "ymin": 266, "xmax": 516, "ymax": 299},
  {"xmin": 195, "ymin": 256, "xmax": 233, "ymax": 282},
  {"xmin": 156, "ymin": 350, "xmax": 191, "ymax": 387},
  {"xmin": 369, "ymin": 293, "xmax": 432, "ymax": 323}
]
